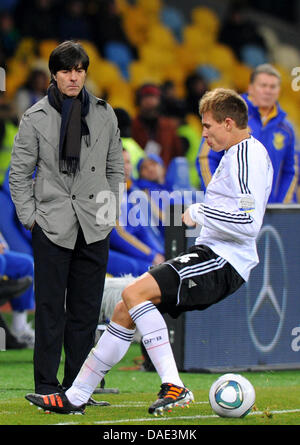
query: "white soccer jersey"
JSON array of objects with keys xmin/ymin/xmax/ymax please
[{"xmin": 189, "ymin": 136, "xmax": 273, "ymax": 281}]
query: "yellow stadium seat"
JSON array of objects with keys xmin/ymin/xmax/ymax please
[
  {"xmin": 80, "ymin": 40, "xmax": 102, "ymax": 65},
  {"xmin": 139, "ymin": 43, "xmax": 176, "ymax": 70},
  {"xmin": 89, "ymin": 59, "xmax": 123, "ymax": 91},
  {"xmin": 6, "ymin": 58, "xmax": 29, "ymax": 81},
  {"xmin": 5, "ymin": 75, "xmax": 21, "ymax": 99},
  {"xmin": 209, "ymin": 74, "xmax": 235, "ymax": 90},
  {"xmin": 183, "ymin": 25, "xmax": 206, "ymax": 49},
  {"xmin": 108, "ymin": 94, "xmax": 136, "ymax": 117},
  {"xmin": 174, "ymin": 44, "xmax": 199, "ymax": 73},
  {"xmin": 206, "ymin": 43, "xmax": 237, "ymax": 75},
  {"xmin": 5, "ymin": 63, "xmax": 30, "ymax": 99},
  {"xmin": 5, "ymin": 57, "xmax": 33, "ymax": 99},
  {"xmin": 136, "ymin": 0, "xmax": 162, "ymax": 21},
  {"xmin": 232, "ymin": 63, "xmax": 252, "ymax": 92},
  {"xmin": 123, "ymin": 6, "xmax": 150, "ymax": 47},
  {"xmin": 14, "ymin": 38, "xmax": 36, "ymax": 64},
  {"xmin": 115, "ymin": 0, "xmax": 130, "ymax": 15},
  {"xmin": 274, "ymin": 63, "xmax": 295, "ymax": 92},
  {"xmin": 146, "ymin": 24, "xmax": 177, "ymax": 51},
  {"xmin": 183, "ymin": 25, "xmax": 217, "ymax": 54},
  {"xmin": 279, "ymin": 95, "xmax": 300, "ymax": 131},
  {"xmin": 191, "ymin": 6, "xmax": 220, "ymax": 36},
  {"xmin": 129, "ymin": 61, "xmax": 162, "ymax": 89},
  {"xmin": 109, "ymin": 79, "xmax": 134, "ymax": 101},
  {"xmin": 38, "ymin": 40, "xmax": 59, "ymax": 62}
]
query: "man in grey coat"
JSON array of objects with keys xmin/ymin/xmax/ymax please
[{"xmin": 9, "ymin": 41, "xmax": 124, "ymax": 396}]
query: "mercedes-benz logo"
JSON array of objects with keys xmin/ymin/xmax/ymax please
[{"xmin": 246, "ymin": 225, "xmax": 288, "ymax": 353}]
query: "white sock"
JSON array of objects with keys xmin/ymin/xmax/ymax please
[
  {"xmin": 66, "ymin": 321, "xmax": 135, "ymax": 406},
  {"xmin": 11, "ymin": 311, "xmax": 27, "ymax": 333},
  {"xmin": 129, "ymin": 301, "xmax": 184, "ymax": 387}
]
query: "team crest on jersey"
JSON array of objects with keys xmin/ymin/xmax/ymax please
[
  {"xmin": 238, "ymin": 194, "xmax": 255, "ymax": 212},
  {"xmin": 273, "ymin": 132, "xmax": 285, "ymax": 150}
]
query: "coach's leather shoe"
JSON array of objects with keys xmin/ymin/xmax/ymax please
[
  {"xmin": 25, "ymin": 392, "xmax": 85, "ymax": 414},
  {"xmin": 87, "ymin": 397, "xmax": 110, "ymax": 406},
  {"xmin": 56, "ymin": 385, "xmax": 110, "ymax": 407}
]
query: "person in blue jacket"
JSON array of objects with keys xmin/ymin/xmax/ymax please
[
  {"xmin": 196, "ymin": 64, "xmax": 297, "ymax": 203},
  {"xmin": 107, "ymin": 149, "xmax": 165, "ymax": 277},
  {"xmin": 0, "ymin": 168, "xmax": 33, "ymax": 256},
  {"xmin": 0, "ymin": 232, "xmax": 35, "ymax": 348}
]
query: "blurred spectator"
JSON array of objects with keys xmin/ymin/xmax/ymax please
[
  {"xmin": 135, "ymin": 153, "xmax": 171, "ymax": 241},
  {"xmin": 162, "ymin": 97, "xmax": 201, "ymax": 189},
  {"xmin": 197, "ymin": 64, "xmax": 297, "ymax": 203},
  {"xmin": 218, "ymin": 0, "xmax": 268, "ymax": 62},
  {"xmin": 15, "ymin": 0, "xmax": 59, "ymax": 40},
  {"xmin": 0, "ymin": 274, "xmax": 32, "ymax": 305},
  {"xmin": 0, "ymin": 11, "xmax": 20, "ymax": 58},
  {"xmin": 131, "ymin": 83, "xmax": 183, "ymax": 167},
  {"xmin": 136, "ymin": 154, "xmax": 166, "ymax": 191},
  {"xmin": 185, "ymin": 72, "xmax": 208, "ymax": 117},
  {"xmin": 107, "ymin": 149, "xmax": 165, "ymax": 277},
  {"xmin": 14, "ymin": 68, "xmax": 49, "ymax": 120},
  {"xmin": 113, "ymin": 107, "xmax": 167, "ymax": 244},
  {"xmin": 184, "ymin": 72, "xmax": 208, "ymax": 137},
  {"xmin": 0, "ymin": 232, "xmax": 35, "ymax": 348},
  {"xmin": 89, "ymin": 0, "xmax": 137, "ymax": 59},
  {"xmin": 0, "ymin": 116, "xmax": 18, "ymax": 187},
  {"xmin": 0, "ymin": 264, "xmax": 33, "ymax": 350},
  {"xmin": 0, "ymin": 312, "xmax": 27, "ymax": 349},
  {"xmin": 160, "ymin": 80, "xmax": 178, "ymax": 102},
  {"xmin": 0, "ymin": 167, "xmax": 33, "ymax": 256},
  {"xmin": 114, "ymin": 107, "xmax": 144, "ymax": 179},
  {"xmin": 59, "ymin": 0, "xmax": 92, "ymax": 42}
]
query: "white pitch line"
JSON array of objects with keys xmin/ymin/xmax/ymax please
[
  {"xmin": 53, "ymin": 408, "xmax": 300, "ymax": 426},
  {"xmin": 112, "ymin": 401, "xmax": 208, "ymax": 408}
]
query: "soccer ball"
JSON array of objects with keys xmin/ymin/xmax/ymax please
[{"xmin": 209, "ymin": 373, "xmax": 255, "ymax": 418}]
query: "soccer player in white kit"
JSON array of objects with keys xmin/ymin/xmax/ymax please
[{"xmin": 26, "ymin": 88, "xmax": 273, "ymax": 416}]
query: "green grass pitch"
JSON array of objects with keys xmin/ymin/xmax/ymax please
[{"xmin": 0, "ymin": 342, "xmax": 300, "ymax": 426}]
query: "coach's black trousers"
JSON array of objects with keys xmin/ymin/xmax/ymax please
[{"xmin": 32, "ymin": 224, "xmax": 109, "ymax": 395}]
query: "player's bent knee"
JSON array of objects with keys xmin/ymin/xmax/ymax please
[
  {"xmin": 121, "ymin": 284, "xmax": 147, "ymax": 308},
  {"xmin": 111, "ymin": 300, "xmax": 133, "ymax": 328},
  {"xmin": 121, "ymin": 286, "xmax": 135, "ymax": 307},
  {"xmin": 113, "ymin": 300, "xmax": 127, "ymax": 318},
  {"xmin": 121, "ymin": 276, "xmax": 161, "ymax": 309}
]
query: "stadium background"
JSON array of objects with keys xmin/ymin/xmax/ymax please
[
  {"xmin": 1, "ymin": 0, "xmax": 300, "ymax": 143},
  {"xmin": 1, "ymin": 0, "xmax": 300, "ymax": 363},
  {"xmin": 0, "ymin": 0, "xmax": 300, "ymax": 427}
]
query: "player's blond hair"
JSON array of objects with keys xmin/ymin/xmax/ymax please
[{"xmin": 199, "ymin": 88, "xmax": 248, "ymax": 129}]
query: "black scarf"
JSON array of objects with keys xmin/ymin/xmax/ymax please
[{"xmin": 47, "ymin": 81, "xmax": 90, "ymax": 175}]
